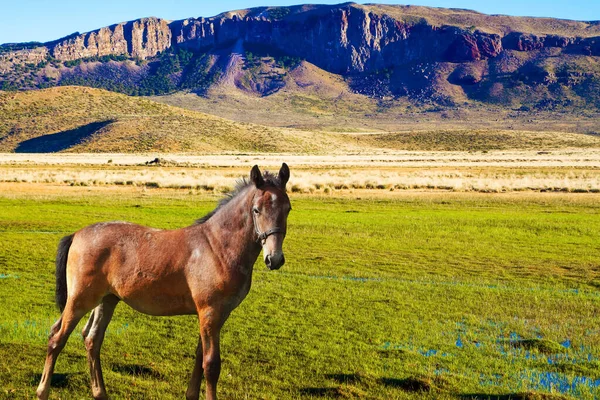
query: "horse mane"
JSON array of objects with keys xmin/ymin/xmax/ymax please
[{"xmin": 195, "ymin": 171, "xmax": 283, "ymax": 225}]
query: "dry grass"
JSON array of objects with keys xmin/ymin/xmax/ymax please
[
  {"xmin": 0, "ymin": 87, "xmax": 355, "ymax": 154},
  {"xmin": 1, "ymin": 152, "xmax": 599, "ymax": 193},
  {"xmin": 1, "ymin": 87, "xmax": 599, "ymax": 155},
  {"xmin": 2, "ymin": 150, "xmax": 600, "ymax": 167},
  {"xmin": 353, "ymin": 129, "xmax": 600, "ymax": 151},
  {"xmin": 153, "ymin": 82, "xmax": 600, "ymax": 136}
]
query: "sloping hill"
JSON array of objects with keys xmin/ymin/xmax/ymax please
[
  {"xmin": 153, "ymin": 59, "xmax": 600, "ymax": 136},
  {"xmin": 1, "ymin": 86, "xmax": 599, "ymax": 154},
  {"xmin": 0, "ymin": 86, "xmax": 354, "ymax": 153}
]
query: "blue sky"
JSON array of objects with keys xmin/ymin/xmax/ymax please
[{"xmin": 1, "ymin": 0, "xmax": 598, "ymax": 44}]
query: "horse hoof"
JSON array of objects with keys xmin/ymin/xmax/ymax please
[
  {"xmin": 185, "ymin": 393, "xmax": 200, "ymax": 400},
  {"xmin": 35, "ymin": 386, "xmax": 49, "ymax": 400}
]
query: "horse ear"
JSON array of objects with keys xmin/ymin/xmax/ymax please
[
  {"xmin": 279, "ymin": 163, "xmax": 290, "ymax": 188},
  {"xmin": 250, "ymin": 165, "xmax": 264, "ymax": 188}
]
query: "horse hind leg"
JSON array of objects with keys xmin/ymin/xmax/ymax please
[
  {"xmin": 82, "ymin": 310, "xmax": 96, "ymax": 339},
  {"xmin": 83, "ymin": 294, "xmax": 120, "ymax": 400},
  {"xmin": 36, "ymin": 301, "xmax": 89, "ymax": 400},
  {"xmin": 48, "ymin": 316, "xmax": 63, "ymax": 339}
]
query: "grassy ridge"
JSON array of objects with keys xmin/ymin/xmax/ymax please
[
  {"xmin": 1, "ymin": 187, "xmax": 599, "ymax": 399},
  {"xmin": 0, "ymin": 87, "xmax": 351, "ymax": 153},
  {"xmin": 1, "ymin": 86, "xmax": 598, "ymax": 154},
  {"xmin": 353, "ymin": 130, "xmax": 600, "ymax": 151}
]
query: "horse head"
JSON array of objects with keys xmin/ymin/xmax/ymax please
[{"xmin": 250, "ymin": 163, "xmax": 291, "ymax": 270}]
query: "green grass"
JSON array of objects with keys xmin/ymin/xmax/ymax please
[{"xmin": 1, "ymin": 189, "xmax": 600, "ymax": 399}]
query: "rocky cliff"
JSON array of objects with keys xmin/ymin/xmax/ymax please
[
  {"xmin": 50, "ymin": 17, "xmax": 172, "ymax": 61},
  {"xmin": 39, "ymin": 4, "xmax": 600, "ymax": 72},
  {"xmin": 1, "ymin": 3, "xmax": 600, "ymax": 108}
]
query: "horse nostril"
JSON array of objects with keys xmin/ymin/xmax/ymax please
[{"xmin": 265, "ymin": 255, "xmax": 272, "ymax": 267}]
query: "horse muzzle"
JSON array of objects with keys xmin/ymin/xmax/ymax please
[{"xmin": 265, "ymin": 253, "xmax": 285, "ymax": 270}]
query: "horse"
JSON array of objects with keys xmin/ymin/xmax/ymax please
[{"xmin": 36, "ymin": 163, "xmax": 292, "ymax": 400}]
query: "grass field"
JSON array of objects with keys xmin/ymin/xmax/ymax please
[{"xmin": 1, "ymin": 183, "xmax": 599, "ymax": 399}]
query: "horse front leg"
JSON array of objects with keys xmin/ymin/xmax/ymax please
[
  {"xmin": 198, "ymin": 307, "xmax": 227, "ymax": 400},
  {"xmin": 185, "ymin": 337, "xmax": 204, "ymax": 400},
  {"xmin": 201, "ymin": 324, "xmax": 221, "ymax": 400}
]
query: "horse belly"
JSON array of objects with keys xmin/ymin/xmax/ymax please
[
  {"xmin": 122, "ymin": 294, "xmax": 196, "ymax": 316},
  {"xmin": 111, "ymin": 266, "xmax": 196, "ymax": 316}
]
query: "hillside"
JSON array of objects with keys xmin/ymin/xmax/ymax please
[
  {"xmin": 153, "ymin": 60, "xmax": 600, "ymax": 135},
  {"xmin": 1, "ymin": 87, "xmax": 599, "ymax": 153},
  {"xmin": 1, "ymin": 3, "xmax": 600, "ymax": 111},
  {"xmin": 0, "ymin": 86, "xmax": 356, "ymax": 153}
]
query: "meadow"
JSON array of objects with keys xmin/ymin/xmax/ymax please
[{"xmin": 1, "ymin": 183, "xmax": 599, "ymax": 399}]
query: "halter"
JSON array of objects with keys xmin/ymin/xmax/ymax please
[{"xmin": 252, "ymin": 209, "xmax": 284, "ymax": 243}]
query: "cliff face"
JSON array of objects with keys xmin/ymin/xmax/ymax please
[
  {"xmin": 178, "ymin": 7, "xmax": 600, "ymax": 71},
  {"xmin": 169, "ymin": 7, "xmax": 505, "ymax": 73},
  {"xmin": 51, "ymin": 17, "xmax": 172, "ymax": 61},
  {"xmin": 41, "ymin": 4, "xmax": 600, "ymax": 74}
]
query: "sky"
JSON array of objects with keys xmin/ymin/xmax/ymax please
[{"xmin": 1, "ymin": 0, "xmax": 598, "ymax": 44}]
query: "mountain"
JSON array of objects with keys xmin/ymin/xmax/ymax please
[{"xmin": 1, "ymin": 2, "xmax": 600, "ymax": 111}]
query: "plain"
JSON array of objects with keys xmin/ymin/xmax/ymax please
[{"xmin": 0, "ymin": 184, "xmax": 599, "ymax": 399}]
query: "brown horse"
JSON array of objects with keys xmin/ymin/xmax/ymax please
[{"xmin": 36, "ymin": 164, "xmax": 291, "ymax": 400}]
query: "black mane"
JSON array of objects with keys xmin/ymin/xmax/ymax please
[{"xmin": 194, "ymin": 171, "xmax": 283, "ymax": 224}]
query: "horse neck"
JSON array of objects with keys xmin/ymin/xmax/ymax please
[{"xmin": 202, "ymin": 186, "xmax": 261, "ymax": 269}]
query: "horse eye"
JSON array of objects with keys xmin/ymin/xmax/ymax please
[{"xmin": 253, "ymin": 207, "xmax": 260, "ymax": 214}]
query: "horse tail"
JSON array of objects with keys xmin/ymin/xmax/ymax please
[{"xmin": 55, "ymin": 234, "xmax": 74, "ymax": 312}]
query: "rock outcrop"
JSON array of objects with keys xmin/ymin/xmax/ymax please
[
  {"xmin": 0, "ymin": 47, "xmax": 49, "ymax": 73},
  {"xmin": 51, "ymin": 17, "xmax": 171, "ymax": 61}
]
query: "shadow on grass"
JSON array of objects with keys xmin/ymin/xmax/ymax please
[
  {"xmin": 380, "ymin": 377, "xmax": 432, "ymax": 392},
  {"xmin": 460, "ymin": 393, "xmax": 569, "ymax": 400},
  {"xmin": 326, "ymin": 373, "xmax": 362, "ymax": 384},
  {"xmin": 29, "ymin": 373, "xmax": 71, "ymax": 388},
  {"xmin": 301, "ymin": 373, "xmax": 436, "ymax": 397},
  {"xmin": 299, "ymin": 387, "xmax": 340, "ymax": 397},
  {"xmin": 111, "ymin": 363, "xmax": 163, "ymax": 379},
  {"xmin": 509, "ymin": 338, "xmax": 565, "ymax": 354},
  {"xmin": 298, "ymin": 373, "xmax": 367, "ymax": 397},
  {"xmin": 15, "ymin": 120, "xmax": 113, "ymax": 153}
]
